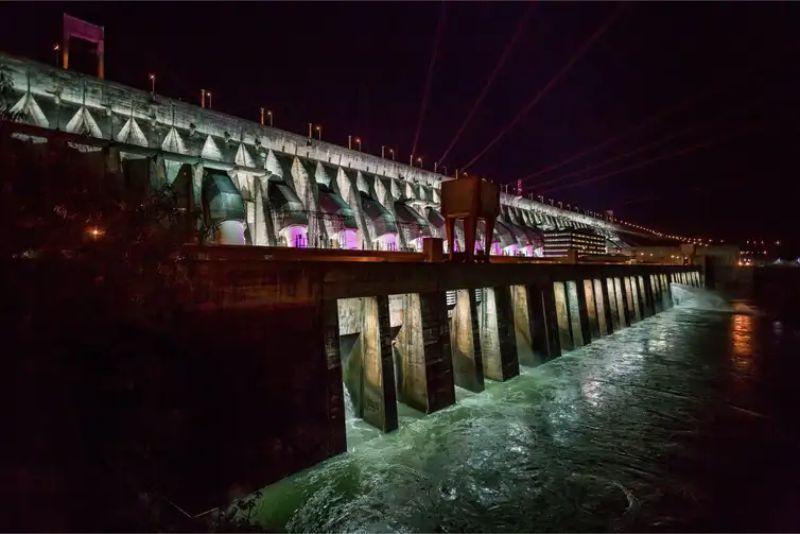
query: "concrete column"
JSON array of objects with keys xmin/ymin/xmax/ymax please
[
  {"xmin": 637, "ymin": 275, "xmax": 651, "ymax": 317},
  {"xmin": 449, "ymin": 289, "xmax": 484, "ymax": 392},
  {"xmin": 583, "ymin": 279, "xmax": 601, "ymax": 340},
  {"xmin": 510, "ymin": 285, "xmax": 539, "ymax": 367},
  {"xmin": 624, "ymin": 276, "xmax": 640, "ymax": 323},
  {"xmin": 340, "ymin": 296, "xmax": 398, "ymax": 432},
  {"xmin": 529, "ymin": 283, "xmax": 561, "ymax": 360},
  {"xmin": 649, "ymin": 275, "xmax": 662, "ymax": 313},
  {"xmin": 616, "ymin": 277, "xmax": 630, "ymax": 327},
  {"xmin": 606, "ymin": 278, "xmax": 620, "ymax": 331},
  {"xmin": 632, "ymin": 276, "xmax": 643, "ymax": 320},
  {"xmin": 395, "ymin": 292, "xmax": 455, "ymax": 413},
  {"xmin": 321, "ymin": 299, "xmax": 347, "ymax": 455},
  {"xmin": 662, "ymin": 273, "xmax": 673, "ymax": 309},
  {"xmin": 566, "ymin": 281, "xmax": 586, "ymax": 347},
  {"xmin": 593, "ymin": 278, "xmax": 609, "ymax": 336},
  {"xmin": 478, "ymin": 287, "xmax": 520, "ymax": 381},
  {"xmin": 553, "ymin": 282, "xmax": 573, "ymax": 352},
  {"xmin": 420, "ymin": 291, "xmax": 456, "ymax": 411}
]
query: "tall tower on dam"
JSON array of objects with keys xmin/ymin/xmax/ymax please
[{"xmin": 0, "ymin": 50, "xmax": 628, "ymax": 256}]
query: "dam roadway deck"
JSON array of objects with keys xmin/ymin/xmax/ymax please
[{"xmin": 181, "ymin": 245, "xmax": 694, "ymax": 301}]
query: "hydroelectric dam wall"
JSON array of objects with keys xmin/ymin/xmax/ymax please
[
  {"xmin": 5, "ymin": 246, "xmax": 702, "ymax": 518},
  {"xmin": 0, "ymin": 50, "xmax": 636, "ymax": 256},
  {"xmin": 185, "ymin": 253, "xmax": 703, "ymax": 511},
  {"xmin": 0, "ymin": 50, "xmax": 702, "ymax": 524}
]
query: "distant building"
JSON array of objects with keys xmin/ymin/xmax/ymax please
[{"xmin": 542, "ymin": 228, "xmax": 606, "ymax": 257}]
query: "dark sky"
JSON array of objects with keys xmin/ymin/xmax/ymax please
[{"xmin": 1, "ymin": 2, "xmax": 799, "ymax": 245}]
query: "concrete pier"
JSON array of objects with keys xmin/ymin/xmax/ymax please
[
  {"xmin": 528, "ymin": 282, "xmax": 562, "ymax": 361},
  {"xmin": 449, "ymin": 289, "xmax": 485, "ymax": 392},
  {"xmin": 337, "ymin": 296, "xmax": 398, "ymax": 432},
  {"xmin": 394, "ymin": 292, "xmax": 455, "ymax": 413},
  {"xmin": 477, "ymin": 287, "xmax": 520, "ymax": 382},
  {"xmin": 3, "ymin": 244, "xmax": 702, "ymax": 514}
]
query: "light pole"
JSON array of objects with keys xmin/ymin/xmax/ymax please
[
  {"xmin": 355, "ymin": 137, "xmax": 361, "ymax": 151},
  {"xmin": 267, "ymin": 109, "xmax": 273, "ymax": 126},
  {"xmin": 389, "ymin": 148, "xmax": 395, "ymax": 161},
  {"xmin": 206, "ymin": 91, "xmax": 212, "ymax": 109},
  {"xmin": 434, "ymin": 161, "xmax": 438, "ymax": 173},
  {"xmin": 148, "ymin": 73, "xmax": 156, "ymax": 97},
  {"xmin": 52, "ymin": 43, "xmax": 60, "ymax": 67},
  {"xmin": 416, "ymin": 156, "xmax": 423, "ymax": 168},
  {"xmin": 315, "ymin": 125, "xmax": 322, "ymax": 140}
]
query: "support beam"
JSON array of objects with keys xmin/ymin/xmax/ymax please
[
  {"xmin": 449, "ymin": 289, "xmax": 484, "ymax": 392},
  {"xmin": 339, "ymin": 296, "xmax": 398, "ymax": 432},
  {"xmin": 553, "ymin": 281, "xmax": 573, "ymax": 352},
  {"xmin": 614, "ymin": 277, "xmax": 628, "ymax": 327},
  {"xmin": 662, "ymin": 273, "xmax": 673, "ymax": 309},
  {"xmin": 593, "ymin": 278, "xmax": 609, "ymax": 336},
  {"xmin": 321, "ymin": 299, "xmax": 347, "ymax": 454},
  {"xmin": 529, "ymin": 282, "xmax": 561, "ymax": 360},
  {"xmin": 637, "ymin": 275, "xmax": 651, "ymax": 317},
  {"xmin": 623, "ymin": 276, "xmax": 638, "ymax": 323},
  {"xmin": 606, "ymin": 278, "xmax": 619, "ymax": 332},
  {"xmin": 394, "ymin": 292, "xmax": 455, "ymax": 413},
  {"xmin": 510, "ymin": 285, "xmax": 540, "ymax": 367},
  {"xmin": 583, "ymin": 279, "xmax": 600, "ymax": 340},
  {"xmin": 477, "ymin": 287, "xmax": 520, "ymax": 381},
  {"xmin": 566, "ymin": 280, "xmax": 586, "ymax": 347},
  {"xmin": 650, "ymin": 274, "xmax": 662, "ymax": 313}
]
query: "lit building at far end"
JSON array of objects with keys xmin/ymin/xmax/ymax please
[{"xmin": 542, "ymin": 228, "xmax": 606, "ymax": 257}]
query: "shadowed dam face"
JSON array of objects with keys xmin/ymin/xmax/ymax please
[{"xmin": 250, "ymin": 289, "xmax": 800, "ymax": 533}]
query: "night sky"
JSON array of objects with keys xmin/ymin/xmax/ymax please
[{"xmin": 1, "ymin": 2, "xmax": 799, "ymax": 246}]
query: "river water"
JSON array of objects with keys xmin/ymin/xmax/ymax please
[{"xmin": 247, "ymin": 285, "xmax": 800, "ymax": 532}]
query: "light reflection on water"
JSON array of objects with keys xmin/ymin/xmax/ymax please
[{"xmin": 249, "ymin": 289, "xmax": 799, "ymax": 532}]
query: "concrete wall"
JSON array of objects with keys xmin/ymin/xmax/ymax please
[
  {"xmin": 3, "ymin": 248, "xmax": 700, "ymax": 520},
  {"xmin": 0, "ymin": 51, "xmax": 625, "ymax": 250}
]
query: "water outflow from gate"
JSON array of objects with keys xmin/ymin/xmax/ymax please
[
  {"xmin": 670, "ymin": 283, "xmax": 734, "ymax": 311},
  {"xmin": 248, "ymin": 287, "xmax": 800, "ymax": 532}
]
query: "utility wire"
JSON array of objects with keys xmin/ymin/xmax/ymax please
[
  {"xmin": 517, "ymin": 89, "xmax": 713, "ymax": 184},
  {"xmin": 515, "ymin": 49, "xmax": 793, "ymax": 186},
  {"xmin": 437, "ymin": 2, "xmax": 536, "ymax": 166},
  {"xmin": 461, "ymin": 3, "xmax": 625, "ymax": 172},
  {"xmin": 532, "ymin": 122, "xmax": 703, "ymax": 190},
  {"xmin": 534, "ymin": 86, "xmax": 774, "ymax": 191},
  {"xmin": 411, "ymin": 2, "xmax": 447, "ymax": 158},
  {"xmin": 541, "ymin": 123, "xmax": 759, "ymax": 194}
]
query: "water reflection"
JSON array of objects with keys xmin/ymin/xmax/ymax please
[{"xmin": 731, "ymin": 313, "xmax": 754, "ymax": 372}]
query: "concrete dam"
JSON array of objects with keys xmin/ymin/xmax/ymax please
[
  {"xmin": 165, "ymin": 251, "xmax": 702, "ymax": 511},
  {"xmin": 0, "ymin": 50, "xmax": 704, "ymax": 518},
  {"xmin": 0, "ymin": 50, "xmax": 631, "ymax": 256}
]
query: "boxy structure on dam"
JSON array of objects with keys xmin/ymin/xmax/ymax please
[{"xmin": 0, "ymin": 50, "xmax": 706, "ymax": 519}]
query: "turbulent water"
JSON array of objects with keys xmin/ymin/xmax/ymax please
[{"xmin": 248, "ymin": 284, "xmax": 800, "ymax": 532}]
